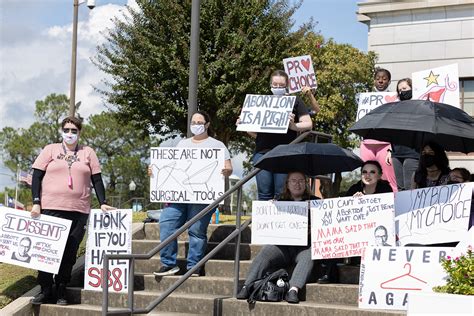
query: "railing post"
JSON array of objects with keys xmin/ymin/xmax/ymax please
[
  {"xmin": 128, "ymin": 258, "xmax": 135, "ymax": 313},
  {"xmin": 102, "ymin": 254, "xmax": 109, "ymax": 316},
  {"xmin": 233, "ymin": 186, "xmax": 243, "ymax": 297}
]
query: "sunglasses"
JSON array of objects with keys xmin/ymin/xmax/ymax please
[{"xmin": 63, "ymin": 128, "xmax": 78, "ymax": 134}]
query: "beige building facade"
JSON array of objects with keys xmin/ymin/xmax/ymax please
[{"xmin": 357, "ymin": 0, "xmax": 474, "ymax": 172}]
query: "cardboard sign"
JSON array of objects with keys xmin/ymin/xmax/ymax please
[
  {"xmin": 149, "ymin": 147, "xmax": 225, "ymax": 204},
  {"xmin": 359, "ymin": 246, "xmax": 452, "ymax": 310},
  {"xmin": 412, "ymin": 64, "xmax": 460, "ymax": 108},
  {"xmin": 84, "ymin": 209, "xmax": 132, "ymax": 293},
  {"xmin": 356, "ymin": 92, "xmax": 399, "ymax": 121},
  {"xmin": 283, "ymin": 55, "xmax": 317, "ymax": 93},
  {"xmin": 395, "ymin": 183, "xmax": 472, "ymax": 246},
  {"xmin": 0, "ymin": 207, "xmax": 71, "ymax": 274},
  {"xmin": 310, "ymin": 193, "xmax": 395, "ymax": 260},
  {"xmin": 236, "ymin": 94, "xmax": 296, "ymax": 134},
  {"xmin": 251, "ymin": 201, "xmax": 308, "ymax": 246}
]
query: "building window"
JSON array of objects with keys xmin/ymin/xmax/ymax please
[{"xmin": 460, "ymin": 78, "xmax": 474, "ymax": 117}]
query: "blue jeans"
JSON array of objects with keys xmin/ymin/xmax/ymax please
[
  {"xmin": 159, "ymin": 203, "xmax": 214, "ymax": 269},
  {"xmin": 253, "ymin": 152, "xmax": 287, "ymax": 201}
]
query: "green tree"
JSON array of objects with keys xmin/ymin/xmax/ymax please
[
  {"xmin": 291, "ymin": 32, "xmax": 376, "ymax": 148},
  {"xmin": 80, "ymin": 112, "xmax": 159, "ymax": 206},
  {"xmin": 0, "ymin": 93, "xmax": 69, "ymax": 172},
  {"xmin": 95, "ymin": 0, "xmax": 311, "ymax": 150}
]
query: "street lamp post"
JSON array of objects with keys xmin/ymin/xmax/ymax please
[
  {"xmin": 187, "ymin": 0, "xmax": 201, "ymax": 136},
  {"xmin": 69, "ymin": 0, "xmax": 95, "ymax": 117}
]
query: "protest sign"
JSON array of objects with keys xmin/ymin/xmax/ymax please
[
  {"xmin": 84, "ymin": 209, "xmax": 132, "ymax": 293},
  {"xmin": 395, "ymin": 183, "xmax": 472, "ymax": 246},
  {"xmin": 310, "ymin": 193, "xmax": 395, "ymax": 260},
  {"xmin": 283, "ymin": 55, "xmax": 317, "ymax": 93},
  {"xmin": 236, "ymin": 94, "xmax": 296, "ymax": 134},
  {"xmin": 251, "ymin": 201, "xmax": 308, "ymax": 246},
  {"xmin": 412, "ymin": 63, "xmax": 459, "ymax": 108},
  {"xmin": 356, "ymin": 92, "xmax": 399, "ymax": 121},
  {"xmin": 149, "ymin": 147, "xmax": 225, "ymax": 204},
  {"xmin": 0, "ymin": 207, "xmax": 71, "ymax": 274},
  {"xmin": 359, "ymin": 246, "xmax": 452, "ymax": 310}
]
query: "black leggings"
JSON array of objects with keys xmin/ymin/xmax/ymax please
[{"xmin": 37, "ymin": 210, "xmax": 89, "ymax": 287}]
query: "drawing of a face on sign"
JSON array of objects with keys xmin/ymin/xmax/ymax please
[
  {"xmin": 412, "ymin": 64, "xmax": 460, "ymax": 108},
  {"xmin": 11, "ymin": 237, "xmax": 32, "ymax": 263}
]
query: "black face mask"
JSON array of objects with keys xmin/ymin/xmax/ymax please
[
  {"xmin": 399, "ymin": 90, "xmax": 412, "ymax": 101},
  {"xmin": 421, "ymin": 154, "xmax": 436, "ymax": 168},
  {"xmin": 447, "ymin": 180, "xmax": 460, "ymax": 185}
]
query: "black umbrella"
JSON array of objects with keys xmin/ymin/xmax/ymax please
[
  {"xmin": 254, "ymin": 142, "xmax": 363, "ymax": 176},
  {"xmin": 349, "ymin": 99, "xmax": 474, "ymax": 153}
]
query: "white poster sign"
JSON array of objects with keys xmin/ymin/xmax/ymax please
[
  {"xmin": 412, "ymin": 63, "xmax": 460, "ymax": 108},
  {"xmin": 310, "ymin": 193, "xmax": 395, "ymax": 260},
  {"xmin": 84, "ymin": 209, "xmax": 132, "ymax": 293},
  {"xmin": 149, "ymin": 147, "xmax": 225, "ymax": 204},
  {"xmin": 0, "ymin": 207, "xmax": 71, "ymax": 274},
  {"xmin": 251, "ymin": 201, "xmax": 308, "ymax": 246},
  {"xmin": 395, "ymin": 183, "xmax": 472, "ymax": 246},
  {"xmin": 236, "ymin": 94, "xmax": 296, "ymax": 134},
  {"xmin": 283, "ymin": 55, "xmax": 317, "ymax": 93},
  {"xmin": 356, "ymin": 92, "xmax": 399, "ymax": 121},
  {"xmin": 359, "ymin": 246, "xmax": 452, "ymax": 310}
]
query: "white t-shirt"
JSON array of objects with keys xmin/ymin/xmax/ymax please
[{"xmin": 177, "ymin": 137, "xmax": 231, "ymax": 160}]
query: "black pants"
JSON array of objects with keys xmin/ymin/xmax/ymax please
[{"xmin": 37, "ymin": 209, "xmax": 89, "ymax": 287}]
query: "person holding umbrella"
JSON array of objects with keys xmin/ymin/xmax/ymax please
[
  {"xmin": 236, "ymin": 171, "xmax": 317, "ymax": 304},
  {"xmin": 412, "ymin": 141, "xmax": 451, "ymax": 189},
  {"xmin": 385, "ymin": 77, "xmax": 420, "ymax": 191},
  {"xmin": 238, "ymin": 70, "xmax": 313, "ymax": 201}
]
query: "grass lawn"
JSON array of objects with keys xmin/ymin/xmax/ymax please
[{"xmin": 0, "ymin": 211, "xmax": 250, "ymax": 309}]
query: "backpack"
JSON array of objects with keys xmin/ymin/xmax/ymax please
[{"xmin": 247, "ymin": 268, "xmax": 290, "ymax": 303}]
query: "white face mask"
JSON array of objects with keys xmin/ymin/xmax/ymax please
[
  {"xmin": 271, "ymin": 87, "xmax": 286, "ymax": 95},
  {"xmin": 190, "ymin": 124, "xmax": 206, "ymax": 136},
  {"xmin": 62, "ymin": 132, "xmax": 78, "ymax": 145}
]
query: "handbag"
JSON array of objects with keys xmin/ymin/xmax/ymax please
[{"xmin": 247, "ymin": 268, "xmax": 290, "ymax": 303}]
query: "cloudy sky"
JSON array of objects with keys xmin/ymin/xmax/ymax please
[{"xmin": 0, "ymin": 0, "xmax": 367, "ymax": 190}]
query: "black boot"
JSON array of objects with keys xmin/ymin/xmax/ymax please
[
  {"xmin": 31, "ymin": 286, "xmax": 53, "ymax": 305},
  {"xmin": 56, "ymin": 283, "xmax": 68, "ymax": 305}
]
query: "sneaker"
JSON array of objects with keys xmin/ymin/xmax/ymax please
[
  {"xmin": 153, "ymin": 265, "xmax": 180, "ymax": 276},
  {"xmin": 31, "ymin": 286, "xmax": 53, "ymax": 305},
  {"xmin": 317, "ymin": 274, "xmax": 331, "ymax": 284},
  {"xmin": 286, "ymin": 289, "xmax": 299, "ymax": 304},
  {"xmin": 236, "ymin": 286, "xmax": 249, "ymax": 300},
  {"xmin": 187, "ymin": 268, "xmax": 201, "ymax": 277}
]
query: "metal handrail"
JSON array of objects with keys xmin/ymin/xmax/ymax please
[{"xmin": 102, "ymin": 130, "xmax": 332, "ymax": 315}]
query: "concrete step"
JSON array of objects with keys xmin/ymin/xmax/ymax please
[
  {"xmin": 132, "ymin": 240, "xmax": 261, "ymax": 260},
  {"xmin": 221, "ymin": 298, "xmax": 406, "ymax": 316},
  {"xmin": 140, "ymin": 275, "xmax": 359, "ymax": 306},
  {"xmin": 142, "ymin": 223, "xmax": 252, "ymax": 243},
  {"xmin": 71, "ymin": 287, "xmax": 228, "ymax": 315},
  {"xmin": 62, "ymin": 288, "xmax": 405, "ymax": 316},
  {"xmin": 135, "ymin": 258, "xmax": 252, "ymax": 278},
  {"xmin": 37, "ymin": 304, "xmax": 203, "ymax": 316}
]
